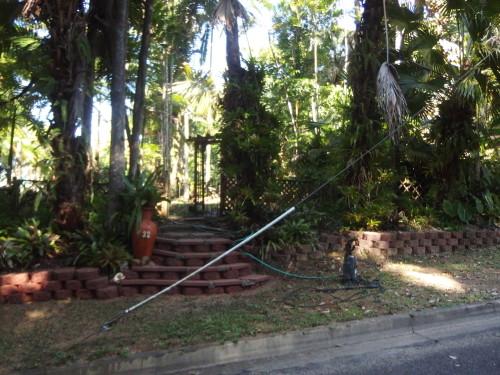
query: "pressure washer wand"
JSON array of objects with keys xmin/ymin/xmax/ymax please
[{"xmin": 100, "ymin": 206, "xmax": 297, "ymax": 331}]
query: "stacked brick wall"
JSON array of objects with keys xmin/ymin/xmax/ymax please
[
  {"xmin": 319, "ymin": 229, "xmax": 500, "ymax": 257},
  {"xmin": 0, "ymin": 236, "xmax": 271, "ymax": 305},
  {"xmin": 0, "ymin": 267, "xmax": 118, "ymax": 305},
  {"xmin": 271, "ymin": 229, "xmax": 499, "ymax": 263}
]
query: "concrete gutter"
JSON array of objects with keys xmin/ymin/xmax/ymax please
[{"xmin": 10, "ymin": 299, "xmax": 499, "ymax": 375}]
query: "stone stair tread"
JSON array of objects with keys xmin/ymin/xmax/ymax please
[
  {"xmin": 131, "ymin": 263, "xmax": 251, "ymax": 273},
  {"xmin": 159, "ymin": 232, "xmax": 215, "ymax": 239},
  {"xmin": 120, "ymin": 274, "xmax": 268, "ymax": 288},
  {"xmin": 155, "ymin": 237, "xmax": 232, "ymax": 246},
  {"xmin": 148, "ymin": 232, "xmax": 270, "ymax": 294},
  {"xmin": 153, "ymin": 249, "xmax": 225, "ymax": 259},
  {"xmin": 239, "ymin": 274, "xmax": 270, "ymax": 283}
]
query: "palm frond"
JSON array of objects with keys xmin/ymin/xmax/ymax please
[
  {"xmin": 399, "ymin": 73, "xmax": 446, "ymax": 93},
  {"xmin": 171, "ymin": 64, "xmax": 217, "ymax": 117},
  {"xmin": 455, "ymin": 74, "xmax": 482, "ymax": 102},
  {"xmin": 212, "ymin": 0, "xmax": 249, "ymax": 32},
  {"xmin": 377, "ymin": 62, "xmax": 408, "ymax": 142},
  {"xmin": 386, "ymin": 0, "xmax": 423, "ymax": 33},
  {"xmin": 401, "ymin": 139, "xmax": 434, "ymax": 164}
]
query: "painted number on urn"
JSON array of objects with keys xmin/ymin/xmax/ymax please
[{"xmin": 142, "ymin": 231, "xmax": 151, "ymax": 239}]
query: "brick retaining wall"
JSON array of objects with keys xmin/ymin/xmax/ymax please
[
  {"xmin": 270, "ymin": 229, "xmax": 499, "ymax": 263},
  {"xmin": 1, "ymin": 229, "xmax": 498, "ymax": 304},
  {"xmin": 319, "ymin": 229, "xmax": 500, "ymax": 257},
  {"xmin": 0, "ymin": 267, "xmax": 118, "ymax": 304}
]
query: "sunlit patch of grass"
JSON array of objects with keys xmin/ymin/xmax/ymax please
[
  {"xmin": 382, "ymin": 263, "xmax": 465, "ymax": 292},
  {"xmin": 26, "ymin": 308, "xmax": 53, "ymax": 320}
]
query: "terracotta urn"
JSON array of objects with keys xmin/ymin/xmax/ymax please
[{"xmin": 131, "ymin": 207, "xmax": 158, "ymax": 259}]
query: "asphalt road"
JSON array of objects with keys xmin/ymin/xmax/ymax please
[
  {"xmin": 223, "ymin": 328, "xmax": 500, "ymax": 375},
  {"xmin": 182, "ymin": 312, "xmax": 500, "ymax": 375}
]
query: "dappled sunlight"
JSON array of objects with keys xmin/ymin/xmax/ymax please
[
  {"xmin": 26, "ymin": 308, "xmax": 53, "ymax": 320},
  {"xmin": 383, "ymin": 262, "xmax": 465, "ymax": 293}
]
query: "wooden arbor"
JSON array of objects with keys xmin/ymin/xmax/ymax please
[{"xmin": 188, "ymin": 134, "xmax": 219, "ymax": 214}]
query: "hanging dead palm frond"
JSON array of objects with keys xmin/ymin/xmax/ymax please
[
  {"xmin": 21, "ymin": 0, "xmax": 42, "ymax": 18},
  {"xmin": 377, "ymin": 0, "xmax": 407, "ymax": 143},
  {"xmin": 377, "ymin": 61, "xmax": 408, "ymax": 142},
  {"xmin": 212, "ymin": 0, "xmax": 249, "ymax": 32}
]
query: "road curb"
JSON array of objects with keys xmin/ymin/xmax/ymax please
[{"xmin": 10, "ymin": 300, "xmax": 500, "ymax": 375}]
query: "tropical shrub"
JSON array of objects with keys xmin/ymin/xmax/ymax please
[
  {"xmin": 73, "ymin": 235, "xmax": 131, "ymax": 274},
  {"xmin": 260, "ymin": 218, "xmax": 318, "ymax": 259},
  {"xmin": 0, "ymin": 219, "xmax": 64, "ymax": 270},
  {"xmin": 69, "ymin": 190, "xmax": 132, "ymax": 273}
]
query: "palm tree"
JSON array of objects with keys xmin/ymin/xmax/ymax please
[
  {"xmin": 346, "ymin": 0, "xmax": 385, "ymax": 188},
  {"xmin": 388, "ymin": 0, "xmax": 500, "ymax": 221},
  {"xmin": 173, "ymin": 64, "xmax": 219, "ymax": 191},
  {"xmin": 129, "ymin": 0, "xmax": 154, "ymax": 180},
  {"xmin": 429, "ymin": 1, "xmax": 500, "ymax": 207},
  {"xmin": 106, "ymin": 0, "xmax": 130, "ymax": 223},
  {"xmin": 213, "ymin": 0, "xmax": 280, "ymax": 221},
  {"xmin": 213, "ymin": 0, "xmax": 248, "ymax": 76}
]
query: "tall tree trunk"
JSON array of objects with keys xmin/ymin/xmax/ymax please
[
  {"xmin": 311, "ymin": 12, "xmax": 319, "ymax": 125},
  {"xmin": 205, "ymin": 106, "xmax": 214, "ymax": 185},
  {"xmin": 82, "ymin": 0, "xmax": 102, "ymax": 188},
  {"xmin": 107, "ymin": 0, "xmax": 129, "ymax": 223},
  {"xmin": 22, "ymin": 0, "xmax": 91, "ymax": 230},
  {"xmin": 161, "ymin": 50, "xmax": 176, "ymax": 194},
  {"xmin": 218, "ymin": 1, "xmax": 280, "ymax": 222},
  {"xmin": 160, "ymin": 48, "xmax": 172, "ymax": 214},
  {"xmin": 129, "ymin": 0, "xmax": 153, "ymax": 180},
  {"xmin": 226, "ymin": 18, "xmax": 242, "ymax": 74},
  {"xmin": 182, "ymin": 112, "xmax": 190, "ymax": 200},
  {"xmin": 7, "ymin": 107, "xmax": 16, "ymax": 186},
  {"xmin": 346, "ymin": 0, "xmax": 384, "ymax": 188}
]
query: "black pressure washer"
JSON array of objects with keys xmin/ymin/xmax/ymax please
[{"xmin": 342, "ymin": 238, "xmax": 359, "ymax": 284}]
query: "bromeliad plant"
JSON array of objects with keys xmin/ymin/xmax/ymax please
[
  {"xmin": 0, "ymin": 219, "xmax": 64, "ymax": 270},
  {"xmin": 118, "ymin": 170, "xmax": 165, "ymax": 234},
  {"xmin": 70, "ymin": 191, "xmax": 132, "ymax": 274},
  {"xmin": 73, "ymin": 233, "xmax": 131, "ymax": 274}
]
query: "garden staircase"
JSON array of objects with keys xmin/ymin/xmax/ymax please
[{"xmin": 119, "ymin": 225, "xmax": 270, "ymax": 296}]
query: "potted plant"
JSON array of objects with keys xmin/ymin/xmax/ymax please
[{"xmin": 121, "ymin": 171, "xmax": 165, "ymax": 259}]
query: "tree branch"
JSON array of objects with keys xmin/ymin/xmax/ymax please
[{"xmin": 0, "ymin": 80, "xmax": 35, "ymax": 107}]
